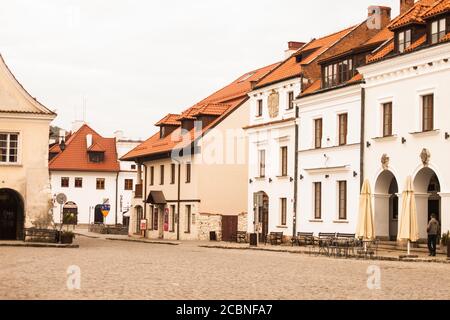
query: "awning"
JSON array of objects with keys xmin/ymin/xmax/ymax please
[{"xmin": 146, "ymin": 191, "xmax": 167, "ymax": 205}]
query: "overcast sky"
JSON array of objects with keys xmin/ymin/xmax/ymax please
[{"xmin": 0, "ymin": 0, "xmax": 399, "ymax": 139}]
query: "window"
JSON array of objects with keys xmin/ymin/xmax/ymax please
[
  {"xmin": 338, "ymin": 113, "xmax": 348, "ymax": 146},
  {"xmin": 75, "ymin": 178, "xmax": 83, "ymax": 188},
  {"xmin": 324, "ymin": 59, "xmax": 353, "ymax": 87},
  {"xmin": 131, "ymin": 164, "xmax": 136, "ymax": 170},
  {"xmin": 280, "ymin": 198, "xmax": 287, "ymax": 226},
  {"xmin": 398, "ymin": 29, "xmax": 411, "ymax": 53},
  {"xmin": 383, "ymin": 102, "xmax": 393, "ymax": 137},
  {"xmin": 171, "ymin": 163, "xmax": 176, "ymax": 184},
  {"xmin": 170, "ymin": 205, "xmax": 176, "ymax": 232},
  {"xmin": 314, "ymin": 182, "xmax": 322, "ymax": 220},
  {"xmin": 422, "ymin": 94, "xmax": 434, "ymax": 132},
  {"xmin": 150, "ymin": 166, "xmax": 154, "ymax": 186},
  {"xmin": 186, "ymin": 163, "xmax": 191, "ymax": 183},
  {"xmin": 431, "ymin": 18, "xmax": 446, "ymax": 44},
  {"xmin": 314, "ymin": 119, "xmax": 323, "ymax": 149},
  {"xmin": 258, "ymin": 150, "xmax": 266, "ymax": 178},
  {"xmin": 287, "ymin": 91, "xmax": 294, "ymax": 110},
  {"xmin": 338, "ymin": 181, "xmax": 347, "ymax": 220},
  {"xmin": 257, "ymin": 99, "xmax": 263, "ymax": 117},
  {"xmin": 61, "ymin": 177, "xmax": 69, "ymax": 188},
  {"xmin": 96, "ymin": 178, "xmax": 105, "ymax": 190},
  {"xmin": 0, "ymin": 133, "xmax": 18, "ymax": 163},
  {"xmin": 160, "ymin": 165, "xmax": 164, "ymax": 185},
  {"xmin": 280, "ymin": 146, "xmax": 288, "ymax": 176},
  {"xmin": 88, "ymin": 151, "xmax": 104, "ymax": 163},
  {"xmin": 185, "ymin": 205, "xmax": 191, "ymax": 233},
  {"xmin": 124, "ymin": 179, "xmax": 133, "ymax": 190}
]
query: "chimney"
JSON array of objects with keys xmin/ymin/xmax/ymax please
[
  {"xmin": 86, "ymin": 134, "xmax": 93, "ymax": 149},
  {"xmin": 400, "ymin": 0, "xmax": 415, "ymax": 15},
  {"xmin": 367, "ymin": 6, "xmax": 392, "ymax": 30},
  {"xmin": 285, "ymin": 41, "xmax": 305, "ymax": 59}
]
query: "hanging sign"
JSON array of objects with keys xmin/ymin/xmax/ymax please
[{"xmin": 101, "ymin": 204, "xmax": 111, "ymax": 217}]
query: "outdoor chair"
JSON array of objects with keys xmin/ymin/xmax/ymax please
[
  {"xmin": 317, "ymin": 233, "xmax": 336, "ymax": 256},
  {"xmin": 265, "ymin": 232, "xmax": 283, "ymax": 245},
  {"xmin": 357, "ymin": 239, "xmax": 379, "ymax": 259}
]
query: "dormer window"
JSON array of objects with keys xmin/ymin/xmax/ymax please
[
  {"xmin": 398, "ymin": 29, "xmax": 411, "ymax": 53},
  {"xmin": 431, "ymin": 18, "xmax": 447, "ymax": 44},
  {"xmin": 323, "ymin": 58, "xmax": 353, "ymax": 88},
  {"xmin": 88, "ymin": 151, "xmax": 104, "ymax": 163}
]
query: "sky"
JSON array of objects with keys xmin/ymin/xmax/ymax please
[{"xmin": 0, "ymin": 0, "xmax": 399, "ymax": 140}]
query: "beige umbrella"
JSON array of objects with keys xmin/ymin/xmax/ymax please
[
  {"xmin": 356, "ymin": 179, "xmax": 375, "ymax": 241},
  {"xmin": 397, "ymin": 176, "xmax": 420, "ymax": 255}
]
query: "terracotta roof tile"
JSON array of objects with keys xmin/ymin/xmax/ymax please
[
  {"xmin": 155, "ymin": 114, "xmax": 181, "ymax": 126},
  {"xmin": 423, "ymin": 0, "xmax": 450, "ymax": 18},
  {"xmin": 255, "ymin": 26, "xmax": 355, "ymax": 89},
  {"xmin": 121, "ymin": 63, "xmax": 280, "ymax": 160},
  {"xmin": 389, "ymin": 0, "xmax": 437, "ymax": 30},
  {"xmin": 405, "ymin": 34, "xmax": 428, "ymax": 52},
  {"xmin": 367, "ymin": 40, "xmax": 395, "ymax": 63},
  {"xmin": 49, "ymin": 124, "xmax": 120, "ymax": 172},
  {"xmin": 88, "ymin": 141, "xmax": 106, "ymax": 152},
  {"xmin": 364, "ymin": 26, "xmax": 394, "ymax": 46}
]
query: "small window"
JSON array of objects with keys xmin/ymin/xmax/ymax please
[
  {"xmin": 0, "ymin": 133, "xmax": 19, "ymax": 163},
  {"xmin": 287, "ymin": 91, "xmax": 294, "ymax": 110},
  {"xmin": 431, "ymin": 18, "xmax": 447, "ymax": 44},
  {"xmin": 338, "ymin": 181, "xmax": 347, "ymax": 220},
  {"xmin": 258, "ymin": 150, "xmax": 266, "ymax": 178},
  {"xmin": 124, "ymin": 179, "xmax": 133, "ymax": 191},
  {"xmin": 422, "ymin": 94, "xmax": 434, "ymax": 132},
  {"xmin": 61, "ymin": 177, "xmax": 69, "ymax": 188},
  {"xmin": 131, "ymin": 164, "xmax": 136, "ymax": 170},
  {"xmin": 74, "ymin": 178, "xmax": 83, "ymax": 188},
  {"xmin": 160, "ymin": 165, "xmax": 165, "ymax": 185},
  {"xmin": 171, "ymin": 163, "xmax": 176, "ymax": 184},
  {"xmin": 280, "ymin": 146, "xmax": 288, "ymax": 176},
  {"xmin": 314, "ymin": 119, "xmax": 323, "ymax": 149},
  {"xmin": 314, "ymin": 182, "xmax": 322, "ymax": 219},
  {"xmin": 383, "ymin": 102, "xmax": 393, "ymax": 137},
  {"xmin": 257, "ymin": 99, "xmax": 263, "ymax": 117},
  {"xmin": 150, "ymin": 166, "xmax": 154, "ymax": 186},
  {"xmin": 280, "ymin": 198, "xmax": 287, "ymax": 226},
  {"xmin": 338, "ymin": 113, "xmax": 348, "ymax": 146},
  {"xmin": 88, "ymin": 151, "xmax": 104, "ymax": 163},
  {"xmin": 96, "ymin": 178, "xmax": 105, "ymax": 190},
  {"xmin": 398, "ymin": 29, "xmax": 411, "ymax": 53},
  {"xmin": 186, "ymin": 163, "xmax": 191, "ymax": 183},
  {"xmin": 185, "ymin": 205, "xmax": 191, "ymax": 233}
]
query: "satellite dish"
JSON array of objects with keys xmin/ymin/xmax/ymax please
[{"xmin": 56, "ymin": 193, "xmax": 67, "ymax": 205}]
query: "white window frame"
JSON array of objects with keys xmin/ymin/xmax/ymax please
[{"xmin": 0, "ymin": 132, "xmax": 21, "ymax": 165}]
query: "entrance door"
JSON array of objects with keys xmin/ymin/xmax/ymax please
[
  {"xmin": 222, "ymin": 216, "xmax": 238, "ymax": 242},
  {"xmin": 255, "ymin": 192, "xmax": 269, "ymax": 243},
  {"xmin": 428, "ymin": 199, "xmax": 440, "ymax": 222},
  {"xmin": 94, "ymin": 205, "xmax": 104, "ymax": 224},
  {"xmin": 0, "ymin": 189, "xmax": 24, "ymax": 240}
]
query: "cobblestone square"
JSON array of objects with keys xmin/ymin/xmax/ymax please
[{"xmin": 1, "ymin": 237, "xmax": 450, "ymax": 300}]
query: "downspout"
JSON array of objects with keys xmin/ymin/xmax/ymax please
[
  {"xmin": 360, "ymin": 87, "xmax": 366, "ymax": 188},
  {"xmin": 115, "ymin": 171, "xmax": 119, "ymax": 225},
  {"xmin": 177, "ymin": 162, "xmax": 181, "ymax": 241},
  {"xmin": 293, "ymin": 102, "xmax": 300, "ymax": 237},
  {"xmin": 143, "ymin": 164, "xmax": 148, "ymax": 238}
]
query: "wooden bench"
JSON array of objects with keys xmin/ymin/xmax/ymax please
[
  {"xmin": 236, "ymin": 231, "xmax": 247, "ymax": 243},
  {"xmin": 337, "ymin": 233, "xmax": 356, "ymax": 239},
  {"xmin": 291, "ymin": 232, "xmax": 314, "ymax": 247},
  {"xmin": 265, "ymin": 232, "xmax": 283, "ymax": 245}
]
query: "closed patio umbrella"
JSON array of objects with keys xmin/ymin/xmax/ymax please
[
  {"xmin": 356, "ymin": 179, "xmax": 375, "ymax": 241},
  {"xmin": 397, "ymin": 176, "xmax": 419, "ymax": 256}
]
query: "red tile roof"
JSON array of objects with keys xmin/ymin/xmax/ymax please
[
  {"xmin": 155, "ymin": 114, "xmax": 181, "ymax": 126},
  {"xmin": 389, "ymin": 0, "xmax": 437, "ymax": 30},
  {"xmin": 423, "ymin": 0, "xmax": 450, "ymax": 18},
  {"xmin": 367, "ymin": 40, "xmax": 395, "ymax": 63},
  {"xmin": 121, "ymin": 62, "xmax": 280, "ymax": 161},
  {"xmin": 254, "ymin": 26, "xmax": 355, "ymax": 89},
  {"xmin": 49, "ymin": 124, "xmax": 120, "ymax": 172}
]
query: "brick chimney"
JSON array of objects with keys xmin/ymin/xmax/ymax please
[
  {"xmin": 367, "ymin": 6, "xmax": 392, "ymax": 30},
  {"xmin": 400, "ymin": 0, "xmax": 415, "ymax": 15},
  {"xmin": 285, "ymin": 41, "xmax": 306, "ymax": 59}
]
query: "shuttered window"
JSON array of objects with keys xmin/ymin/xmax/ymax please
[
  {"xmin": 338, "ymin": 181, "xmax": 347, "ymax": 220},
  {"xmin": 383, "ymin": 102, "xmax": 393, "ymax": 137},
  {"xmin": 339, "ymin": 113, "xmax": 348, "ymax": 146},
  {"xmin": 422, "ymin": 94, "xmax": 434, "ymax": 132},
  {"xmin": 314, "ymin": 182, "xmax": 322, "ymax": 219},
  {"xmin": 314, "ymin": 119, "xmax": 322, "ymax": 149}
]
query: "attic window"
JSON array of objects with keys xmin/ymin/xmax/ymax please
[
  {"xmin": 323, "ymin": 58, "xmax": 354, "ymax": 88},
  {"xmin": 431, "ymin": 18, "xmax": 446, "ymax": 44},
  {"xmin": 398, "ymin": 29, "xmax": 411, "ymax": 53},
  {"xmin": 88, "ymin": 151, "xmax": 105, "ymax": 163}
]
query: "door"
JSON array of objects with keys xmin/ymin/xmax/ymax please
[
  {"xmin": 389, "ymin": 195, "xmax": 398, "ymax": 241},
  {"xmin": 259, "ymin": 194, "xmax": 269, "ymax": 242},
  {"xmin": 94, "ymin": 205, "xmax": 104, "ymax": 224},
  {"xmin": 222, "ymin": 216, "xmax": 238, "ymax": 242},
  {"xmin": 0, "ymin": 189, "xmax": 24, "ymax": 240}
]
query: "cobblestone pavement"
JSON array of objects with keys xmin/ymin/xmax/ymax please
[{"xmin": 1, "ymin": 236, "xmax": 449, "ymax": 300}]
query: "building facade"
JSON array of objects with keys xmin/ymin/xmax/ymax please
[
  {"xmin": 122, "ymin": 63, "xmax": 279, "ymax": 241},
  {"xmin": 0, "ymin": 54, "xmax": 56, "ymax": 240},
  {"xmin": 359, "ymin": 0, "xmax": 450, "ymax": 241}
]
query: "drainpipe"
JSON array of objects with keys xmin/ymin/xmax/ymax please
[
  {"xmin": 172, "ymin": 158, "xmax": 182, "ymax": 241},
  {"xmin": 360, "ymin": 87, "xmax": 366, "ymax": 188},
  {"xmin": 115, "ymin": 171, "xmax": 119, "ymax": 225},
  {"xmin": 143, "ymin": 164, "xmax": 148, "ymax": 238},
  {"xmin": 293, "ymin": 102, "xmax": 300, "ymax": 237}
]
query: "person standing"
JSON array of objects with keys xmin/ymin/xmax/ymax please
[{"xmin": 427, "ymin": 214, "xmax": 440, "ymax": 257}]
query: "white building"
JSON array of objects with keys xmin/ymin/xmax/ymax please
[
  {"xmin": 49, "ymin": 123, "xmax": 139, "ymax": 226},
  {"xmin": 295, "ymin": 6, "xmax": 392, "ymax": 236},
  {"xmin": 359, "ymin": 0, "xmax": 450, "ymax": 241}
]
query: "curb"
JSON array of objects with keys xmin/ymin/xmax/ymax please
[
  {"xmin": 0, "ymin": 243, "xmax": 79, "ymax": 249},
  {"xmin": 200, "ymin": 245, "xmax": 450, "ymax": 264},
  {"xmin": 105, "ymin": 238, "xmax": 179, "ymax": 246}
]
